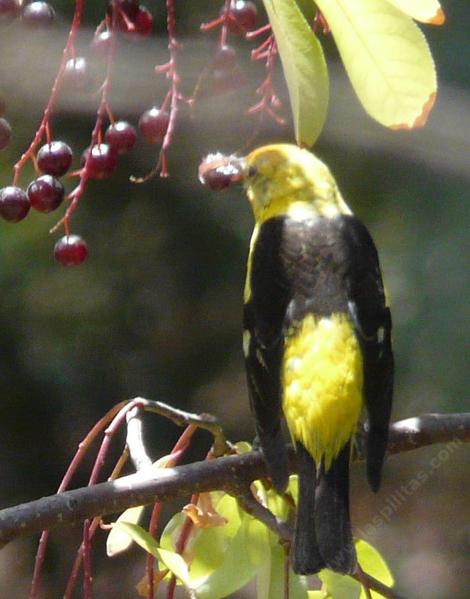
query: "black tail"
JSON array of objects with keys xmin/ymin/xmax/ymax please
[
  {"xmin": 292, "ymin": 443, "xmax": 356, "ymax": 575},
  {"xmin": 258, "ymin": 425, "xmax": 289, "ymax": 493},
  {"xmin": 291, "ymin": 442, "xmax": 324, "ymax": 574}
]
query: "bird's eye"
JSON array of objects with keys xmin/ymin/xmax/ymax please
[{"xmin": 247, "ymin": 165, "xmax": 258, "ymax": 177}]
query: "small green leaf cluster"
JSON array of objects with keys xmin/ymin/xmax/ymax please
[{"xmin": 111, "ymin": 444, "xmax": 394, "ymax": 598}]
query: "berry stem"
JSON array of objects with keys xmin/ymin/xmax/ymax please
[
  {"xmin": 246, "ymin": 23, "xmax": 271, "ymax": 40},
  {"xmin": 248, "ymin": 33, "xmax": 285, "ymax": 126},
  {"xmin": 219, "ymin": 0, "xmax": 231, "ymax": 47},
  {"xmin": 12, "ymin": 0, "xmax": 84, "ymax": 186},
  {"xmin": 131, "ymin": 0, "xmax": 183, "ymax": 182},
  {"xmin": 50, "ymin": 24, "xmax": 117, "ymax": 234},
  {"xmin": 160, "ymin": 0, "xmax": 179, "ymax": 176}
]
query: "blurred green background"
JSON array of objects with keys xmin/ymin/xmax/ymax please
[{"xmin": 0, "ymin": 1, "xmax": 468, "ymax": 597}]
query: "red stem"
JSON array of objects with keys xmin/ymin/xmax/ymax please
[
  {"xmin": 29, "ymin": 401, "xmax": 128, "ymax": 599},
  {"xmin": 63, "ymin": 400, "xmax": 147, "ymax": 598},
  {"xmin": 13, "ymin": 0, "xmax": 84, "ymax": 186},
  {"xmin": 82, "ymin": 520, "xmax": 93, "ymax": 599},
  {"xmin": 146, "ymin": 425, "xmax": 198, "ymax": 599},
  {"xmin": 50, "ymin": 24, "xmax": 117, "ymax": 234},
  {"xmin": 159, "ymin": 0, "xmax": 179, "ymax": 176},
  {"xmin": 218, "ymin": 0, "xmax": 232, "ymax": 47}
]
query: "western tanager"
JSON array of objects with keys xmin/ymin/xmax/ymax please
[{"xmin": 201, "ymin": 144, "xmax": 394, "ymax": 574}]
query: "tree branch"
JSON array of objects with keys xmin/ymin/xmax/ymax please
[{"xmin": 0, "ymin": 412, "xmax": 468, "ymax": 548}]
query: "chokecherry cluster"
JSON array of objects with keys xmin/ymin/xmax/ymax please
[
  {"xmin": 0, "ymin": 0, "xmax": 314, "ymax": 267},
  {"xmin": 0, "ymin": 118, "xmax": 142, "ymax": 264},
  {"xmin": 0, "ymin": 0, "xmax": 162, "ymax": 266}
]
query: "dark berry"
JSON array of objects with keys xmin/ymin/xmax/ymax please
[
  {"xmin": 27, "ymin": 175, "xmax": 64, "ymax": 213},
  {"xmin": 213, "ymin": 45, "xmax": 237, "ymax": 70},
  {"xmin": 104, "ymin": 121, "xmax": 137, "ymax": 154},
  {"xmin": 130, "ymin": 5, "xmax": 153, "ymax": 38},
  {"xmin": 0, "ymin": 0, "xmax": 19, "ymax": 19},
  {"xmin": 22, "ymin": 1, "xmax": 55, "ymax": 27},
  {"xmin": 224, "ymin": 1, "xmax": 257, "ymax": 33},
  {"xmin": 37, "ymin": 141, "xmax": 73, "ymax": 176},
  {"xmin": 0, "ymin": 186, "xmax": 30, "ymax": 222},
  {"xmin": 90, "ymin": 30, "xmax": 114, "ymax": 58},
  {"xmin": 198, "ymin": 153, "xmax": 244, "ymax": 190},
  {"xmin": 211, "ymin": 65, "xmax": 245, "ymax": 95},
  {"xmin": 63, "ymin": 57, "xmax": 92, "ymax": 91},
  {"xmin": 81, "ymin": 143, "xmax": 117, "ymax": 179},
  {"xmin": 201, "ymin": 168, "xmax": 235, "ymax": 190},
  {"xmin": 138, "ymin": 107, "xmax": 169, "ymax": 144},
  {"xmin": 54, "ymin": 235, "xmax": 88, "ymax": 266},
  {"xmin": 0, "ymin": 117, "xmax": 12, "ymax": 150}
]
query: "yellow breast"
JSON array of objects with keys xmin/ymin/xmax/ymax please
[{"xmin": 282, "ymin": 313, "xmax": 363, "ymax": 469}]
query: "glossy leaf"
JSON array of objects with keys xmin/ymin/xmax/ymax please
[
  {"xmin": 319, "ymin": 569, "xmax": 361, "ymax": 599},
  {"xmin": 384, "ymin": 0, "xmax": 445, "ymax": 24},
  {"xmin": 106, "ymin": 505, "xmax": 145, "ymax": 556},
  {"xmin": 160, "ymin": 492, "xmax": 270, "ymax": 598},
  {"xmin": 293, "ymin": 0, "xmax": 316, "ymax": 22},
  {"xmin": 194, "ymin": 494, "xmax": 270, "ymax": 598},
  {"xmin": 262, "ymin": 0, "xmax": 328, "ymax": 146},
  {"xmin": 112, "ymin": 521, "xmax": 192, "ymax": 588},
  {"xmin": 318, "ymin": 539, "xmax": 394, "ymax": 598},
  {"xmin": 315, "ymin": 0, "xmax": 437, "ymax": 129},
  {"xmin": 257, "ymin": 540, "xmax": 309, "ymax": 599},
  {"xmin": 357, "ymin": 539, "xmax": 394, "ymax": 598}
]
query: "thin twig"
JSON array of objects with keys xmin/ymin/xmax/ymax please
[
  {"xmin": 354, "ymin": 569, "xmax": 406, "ymax": 599},
  {"xmin": 136, "ymin": 397, "xmax": 230, "ymax": 457}
]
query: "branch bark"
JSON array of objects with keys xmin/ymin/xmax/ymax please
[{"xmin": 0, "ymin": 412, "xmax": 468, "ymax": 548}]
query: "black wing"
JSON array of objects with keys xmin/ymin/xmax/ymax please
[
  {"xmin": 243, "ymin": 217, "xmax": 291, "ymax": 492},
  {"xmin": 341, "ymin": 215, "xmax": 394, "ymax": 492}
]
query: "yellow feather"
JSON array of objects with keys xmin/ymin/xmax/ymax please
[{"xmin": 282, "ymin": 313, "xmax": 363, "ymax": 469}]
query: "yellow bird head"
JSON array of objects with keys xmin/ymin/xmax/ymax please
[{"xmin": 241, "ymin": 144, "xmax": 350, "ymax": 222}]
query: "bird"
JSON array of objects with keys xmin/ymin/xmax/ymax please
[{"xmin": 234, "ymin": 144, "xmax": 394, "ymax": 575}]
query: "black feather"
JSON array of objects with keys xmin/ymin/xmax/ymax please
[
  {"xmin": 292, "ymin": 443, "xmax": 356, "ymax": 575},
  {"xmin": 291, "ymin": 443, "xmax": 325, "ymax": 574},
  {"xmin": 314, "ymin": 443, "xmax": 356, "ymax": 574}
]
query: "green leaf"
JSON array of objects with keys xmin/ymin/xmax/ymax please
[
  {"xmin": 308, "ymin": 593, "xmax": 327, "ymax": 598},
  {"xmin": 112, "ymin": 521, "xmax": 192, "ymax": 588},
  {"xmin": 383, "ymin": 0, "xmax": 445, "ymax": 24},
  {"xmin": 256, "ymin": 541, "xmax": 309, "ymax": 599},
  {"xmin": 319, "ymin": 570, "xmax": 361, "ymax": 599},
  {"xmin": 262, "ymin": 0, "xmax": 329, "ymax": 146},
  {"xmin": 294, "ymin": 0, "xmax": 317, "ymax": 23},
  {"xmin": 356, "ymin": 539, "xmax": 394, "ymax": 598},
  {"xmin": 106, "ymin": 505, "xmax": 145, "ymax": 556},
  {"xmin": 161, "ymin": 493, "xmax": 270, "ymax": 598},
  {"xmin": 315, "ymin": 0, "xmax": 437, "ymax": 129},
  {"xmin": 194, "ymin": 495, "xmax": 270, "ymax": 598},
  {"xmin": 318, "ymin": 540, "xmax": 394, "ymax": 598}
]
